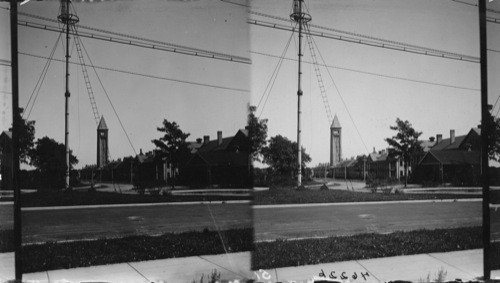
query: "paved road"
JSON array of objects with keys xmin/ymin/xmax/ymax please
[
  {"xmin": 1, "ymin": 200, "xmax": 498, "ymax": 244},
  {"xmin": 254, "ymin": 200, "xmax": 499, "ymax": 242},
  {"xmin": 20, "ymin": 203, "xmax": 252, "ymax": 243}
]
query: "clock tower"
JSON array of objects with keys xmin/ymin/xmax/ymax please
[
  {"xmin": 97, "ymin": 116, "xmax": 108, "ymax": 168},
  {"xmin": 330, "ymin": 114, "xmax": 341, "ymax": 167}
]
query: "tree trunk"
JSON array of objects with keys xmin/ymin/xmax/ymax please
[{"xmin": 404, "ymin": 162, "xmax": 408, "ymax": 188}]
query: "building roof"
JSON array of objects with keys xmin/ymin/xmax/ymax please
[
  {"xmin": 0, "ymin": 131, "xmax": 12, "ymax": 140},
  {"xmin": 97, "ymin": 117, "xmax": 108, "ymax": 131},
  {"xmin": 197, "ymin": 129, "xmax": 248, "ymax": 153},
  {"xmin": 420, "ymin": 150, "xmax": 480, "ymax": 166},
  {"xmin": 186, "ymin": 129, "xmax": 249, "ymax": 167},
  {"xmin": 331, "ymin": 114, "xmax": 341, "ymax": 129},
  {"xmin": 430, "ymin": 128, "xmax": 480, "ymax": 152}
]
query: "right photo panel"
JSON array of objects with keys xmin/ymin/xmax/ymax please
[{"xmin": 249, "ymin": 0, "xmax": 500, "ymax": 282}]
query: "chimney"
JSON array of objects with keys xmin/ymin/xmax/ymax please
[
  {"xmin": 203, "ymin": 135, "xmax": 210, "ymax": 145},
  {"xmin": 139, "ymin": 148, "xmax": 143, "ymax": 155},
  {"xmin": 436, "ymin": 134, "xmax": 442, "ymax": 144},
  {"xmin": 450, "ymin": 130, "xmax": 455, "ymax": 145},
  {"xmin": 429, "ymin": 136, "xmax": 435, "ymax": 142},
  {"xmin": 196, "ymin": 138, "xmax": 202, "ymax": 144},
  {"xmin": 217, "ymin": 131, "xmax": 222, "ymax": 146},
  {"xmin": 373, "ymin": 147, "xmax": 376, "ymax": 154}
]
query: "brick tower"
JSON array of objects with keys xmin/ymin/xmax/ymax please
[
  {"xmin": 97, "ymin": 116, "xmax": 108, "ymax": 168},
  {"xmin": 330, "ymin": 114, "xmax": 342, "ymax": 167}
]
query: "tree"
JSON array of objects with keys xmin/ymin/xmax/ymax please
[
  {"xmin": 385, "ymin": 118, "xmax": 423, "ymax": 187},
  {"xmin": 247, "ymin": 105, "xmax": 268, "ymax": 162},
  {"xmin": 261, "ymin": 135, "xmax": 311, "ymax": 179},
  {"xmin": 29, "ymin": 136, "xmax": 78, "ymax": 190},
  {"xmin": 2, "ymin": 108, "xmax": 35, "ymax": 164},
  {"xmin": 486, "ymin": 111, "xmax": 500, "ymax": 162},
  {"xmin": 152, "ymin": 119, "xmax": 190, "ymax": 187}
]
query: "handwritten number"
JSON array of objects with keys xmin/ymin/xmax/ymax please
[{"xmin": 361, "ymin": 272, "xmax": 370, "ymax": 280}]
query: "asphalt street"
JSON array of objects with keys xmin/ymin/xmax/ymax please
[
  {"xmin": 253, "ymin": 200, "xmax": 498, "ymax": 242},
  {"xmin": 1, "ymin": 200, "xmax": 499, "ymax": 244},
  {"xmin": 20, "ymin": 202, "xmax": 252, "ymax": 243}
]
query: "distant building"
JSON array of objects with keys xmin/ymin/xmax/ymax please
[
  {"xmin": 415, "ymin": 129, "xmax": 481, "ymax": 185},
  {"xmin": 366, "ymin": 148, "xmax": 406, "ymax": 180},
  {"xmin": 96, "ymin": 117, "xmax": 109, "ymax": 168},
  {"xmin": 330, "ymin": 114, "xmax": 342, "ymax": 167},
  {"xmin": 184, "ymin": 129, "xmax": 251, "ymax": 188}
]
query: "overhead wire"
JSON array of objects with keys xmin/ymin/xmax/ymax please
[
  {"xmin": 249, "ymin": 10, "xmax": 479, "ymax": 61},
  {"xmin": 307, "ymin": 24, "xmax": 370, "ymax": 154},
  {"xmin": 257, "ymin": 25, "xmax": 295, "ymax": 118},
  {"xmin": 77, "ymin": 28, "xmax": 137, "ymax": 155},
  {"xmin": 248, "ymin": 19, "xmax": 480, "ymax": 63},
  {"xmin": 16, "ymin": 12, "xmax": 251, "ymax": 64},
  {"xmin": 18, "ymin": 52, "xmax": 249, "ymax": 93},
  {"xmin": 24, "ymin": 31, "xmax": 63, "ymax": 120},
  {"xmin": 250, "ymin": 50, "xmax": 480, "ymax": 92},
  {"xmin": 450, "ymin": 0, "xmax": 500, "ymax": 14}
]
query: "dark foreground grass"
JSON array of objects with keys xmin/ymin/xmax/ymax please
[
  {"xmin": 21, "ymin": 190, "xmax": 251, "ymax": 207},
  {"xmin": 0, "ymin": 229, "xmax": 14, "ymax": 252},
  {"xmin": 21, "ymin": 228, "xmax": 253, "ymax": 273},
  {"xmin": 253, "ymin": 227, "xmax": 500, "ymax": 270},
  {"xmin": 254, "ymin": 187, "xmax": 479, "ymax": 205}
]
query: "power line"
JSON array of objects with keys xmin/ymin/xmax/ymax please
[
  {"xmin": 18, "ymin": 52, "xmax": 249, "ymax": 93},
  {"xmin": 78, "ymin": 33, "xmax": 137, "ymax": 156},
  {"xmin": 18, "ymin": 19, "xmax": 251, "ymax": 64},
  {"xmin": 249, "ymin": 10, "xmax": 479, "ymax": 61},
  {"xmin": 17, "ymin": 10, "xmax": 251, "ymax": 63},
  {"xmin": 257, "ymin": 25, "xmax": 295, "ymax": 118},
  {"xmin": 248, "ymin": 19, "xmax": 480, "ymax": 63},
  {"xmin": 250, "ymin": 50, "xmax": 480, "ymax": 92},
  {"xmin": 307, "ymin": 25, "xmax": 370, "ymax": 154},
  {"xmin": 450, "ymin": 0, "xmax": 500, "ymax": 14},
  {"xmin": 24, "ymin": 32, "xmax": 63, "ymax": 120}
]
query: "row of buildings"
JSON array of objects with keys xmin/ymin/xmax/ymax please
[
  {"xmin": 326, "ymin": 115, "xmax": 483, "ymax": 185},
  {"xmin": 84, "ymin": 120, "xmax": 252, "ymax": 189}
]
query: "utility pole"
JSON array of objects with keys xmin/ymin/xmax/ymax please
[
  {"xmin": 478, "ymin": 0, "xmax": 491, "ymax": 280},
  {"xmin": 57, "ymin": 0, "xmax": 79, "ymax": 190},
  {"xmin": 290, "ymin": 0, "xmax": 311, "ymax": 188},
  {"xmin": 10, "ymin": 0, "xmax": 22, "ymax": 280}
]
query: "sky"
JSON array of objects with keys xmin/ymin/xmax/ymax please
[
  {"xmin": 1, "ymin": 0, "xmax": 250, "ymax": 168},
  {"xmin": 1, "ymin": 0, "xmax": 499, "ymax": 169},
  {"xmin": 249, "ymin": 0, "xmax": 500, "ymax": 167}
]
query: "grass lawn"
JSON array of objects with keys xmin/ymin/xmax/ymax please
[
  {"xmin": 254, "ymin": 187, "xmax": 480, "ymax": 205},
  {"xmin": 253, "ymin": 226, "xmax": 500, "ymax": 270},
  {"xmin": 20, "ymin": 190, "xmax": 251, "ymax": 207}
]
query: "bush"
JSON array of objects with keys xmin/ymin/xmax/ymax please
[
  {"xmin": 0, "ymin": 229, "xmax": 14, "ymax": 252},
  {"xmin": 22, "ymin": 228, "xmax": 253, "ymax": 273},
  {"xmin": 253, "ymin": 227, "xmax": 482, "ymax": 270}
]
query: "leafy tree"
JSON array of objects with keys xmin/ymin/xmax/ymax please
[
  {"xmin": 29, "ymin": 136, "xmax": 78, "ymax": 190},
  {"xmin": 486, "ymin": 111, "xmax": 500, "ymax": 162},
  {"xmin": 385, "ymin": 118, "xmax": 423, "ymax": 187},
  {"xmin": 261, "ymin": 135, "xmax": 311, "ymax": 179},
  {"xmin": 152, "ymin": 119, "xmax": 190, "ymax": 187},
  {"xmin": 247, "ymin": 105, "xmax": 268, "ymax": 162},
  {"xmin": 2, "ymin": 108, "xmax": 35, "ymax": 164}
]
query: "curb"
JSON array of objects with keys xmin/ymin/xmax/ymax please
[
  {"xmin": 21, "ymin": 200, "xmax": 251, "ymax": 211},
  {"xmin": 253, "ymin": 198, "xmax": 481, "ymax": 209}
]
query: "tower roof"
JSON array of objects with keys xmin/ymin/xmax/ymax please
[
  {"xmin": 97, "ymin": 116, "xmax": 108, "ymax": 130},
  {"xmin": 331, "ymin": 114, "xmax": 341, "ymax": 129}
]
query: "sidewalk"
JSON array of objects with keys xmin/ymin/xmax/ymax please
[{"xmin": 2, "ymin": 250, "xmax": 499, "ymax": 283}]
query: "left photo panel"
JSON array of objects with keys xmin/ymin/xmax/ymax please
[{"xmin": 0, "ymin": 1, "xmax": 253, "ymax": 282}]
